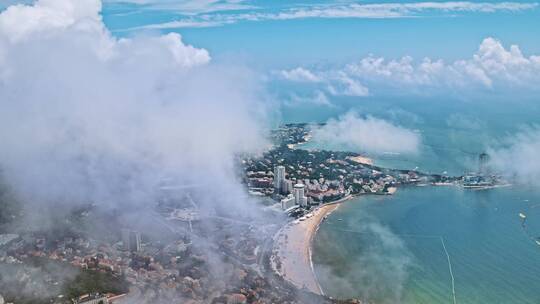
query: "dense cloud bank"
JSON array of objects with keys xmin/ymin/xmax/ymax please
[
  {"xmin": 311, "ymin": 112, "xmax": 421, "ymax": 155},
  {"xmin": 488, "ymin": 127, "xmax": 540, "ymax": 183},
  {"xmin": 0, "ymin": 0, "xmax": 268, "ymax": 215}
]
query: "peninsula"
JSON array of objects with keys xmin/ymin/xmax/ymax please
[{"xmin": 241, "ymin": 123, "xmax": 503, "ymax": 296}]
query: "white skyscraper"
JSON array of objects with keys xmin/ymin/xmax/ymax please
[
  {"xmin": 294, "ymin": 183, "xmax": 308, "ymax": 207},
  {"xmin": 281, "ymin": 194, "xmax": 296, "ymax": 210},
  {"xmin": 285, "ymin": 180, "xmax": 293, "ymax": 194}
]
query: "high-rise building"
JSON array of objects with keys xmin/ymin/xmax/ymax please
[
  {"xmin": 274, "ymin": 165, "xmax": 286, "ymax": 194},
  {"xmin": 281, "ymin": 194, "xmax": 296, "ymax": 210},
  {"xmin": 285, "ymin": 180, "xmax": 293, "ymax": 194},
  {"xmin": 479, "ymin": 153, "xmax": 490, "ymax": 175},
  {"xmin": 122, "ymin": 229, "xmax": 141, "ymax": 252},
  {"xmin": 294, "ymin": 183, "xmax": 308, "ymax": 207},
  {"xmin": 121, "ymin": 229, "xmax": 130, "ymax": 251},
  {"xmin": 130, "ymin": 231, "xmax": 141, "ymax": 252}
]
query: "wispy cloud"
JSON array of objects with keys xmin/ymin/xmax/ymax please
[
  {"xmin": 285, "ymin": 91, "xmax": 334, "ymax": 107},
  {"xmin": 278, "ymin": 68, "xmax": 369, "ymax": 97},
  {"xmin": 104, "ymin": 0, "xmax": 255, "ymax": 14},
  {"xmin": 124, "ymin": 20, "xmax": 228, "ymax": 31},
  {"xmin": 280, "ymin": 67, "xmax": 321, "ymax": 83},
  {"xmin": 121, "ymin": 1, "xmax": 538, "ymax": 30},
  {"xmin": 327, "ymin": 73, "xmax": 370, "ymax": 97}
]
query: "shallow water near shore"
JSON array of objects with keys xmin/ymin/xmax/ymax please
[
  {"xmin": 313, "ymin": 186, "xmax": 540, "ymax": 303},
  {"xmin": 285, "ymin": 95, "xmax": 540, "ymax": 303}
]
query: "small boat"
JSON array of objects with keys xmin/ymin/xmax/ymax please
[
  {"xmin": 536, "ymin": 239, "xmax": 540, "ymax": 246},
  {"xmin": 519, "ymin": 213, "xmax": 527, "ymax": 219}
]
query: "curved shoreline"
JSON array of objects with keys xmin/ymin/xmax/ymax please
[
  {"xmin": 308, "ymin": 204, "xmax": 340, "ymax": 295},
  {"xmin": 271, "ymin": 195, "xmax": 354, "ymax": 295}
]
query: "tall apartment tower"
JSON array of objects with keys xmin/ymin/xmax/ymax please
[
  {"xmin": 479, "ymin": 153, "xmax": 490, "ymax": 175},
  {"xmin": 274, "ymin": 165, "xmax": 286, "ymax": 194},
  {"xmin": 121, "ymin": 229, "xmax": 130, "ymax": 251},
  {"xmin": 294, "ymin": 183, "xmax": 308, "ymax": 207},
  {"xmin": 122, "ymin": 229, "xmax": 141, "ymax": 252}
]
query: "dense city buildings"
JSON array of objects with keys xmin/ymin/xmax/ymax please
[
  {"xmin": 242, "ymin": 124, "xmax": 472, "ymax": 216},
  {"xmin": 0, "ymin": 123, "xmax": 486, "ymax": 304},
  {"xmin": 73, "ymin": 293, "xmax": 109, "ymax": 304}
]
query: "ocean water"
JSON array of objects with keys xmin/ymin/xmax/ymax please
[
  {"xmin": 313, "ymin": 186, "xmax": 540, "ymax": 303},
  {"xmin": 287, "ymin": 96, "xmax": 540, "ymax": 176},
  {"xmin": 296, "ymin": 97, "xmax": 540, "ymax": 303}
]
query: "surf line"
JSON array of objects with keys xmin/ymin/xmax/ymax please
[{"xmin": 327, "ymin": 224, "xmax": 458, "ymax": 304}]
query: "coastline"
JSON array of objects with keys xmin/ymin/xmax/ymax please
[
  {"xmin": 271, "ymin": 195, "xmax": 353, "ymax": 295},
  {"xmin": 347, "ymin": 155, "xmax": 374, "ymax": 166}
]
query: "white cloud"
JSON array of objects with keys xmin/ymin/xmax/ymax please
[
  {"xmin": 281, "ymin": 37, "xmax": 540, "ymax": 96},
  {"xmin": 279, "ymin": 68, "xmax": 369, "ymax": 98},
  {"xmin": 311, "ymin": 112, "xmax": 421, "ymax": 155},
  {"xmin": 266, "ymin": 1, "xmax": 538, "ymax": 20},
  {"xmin": 286, "ymin": 90, "xmax": 333, "ymax": 107},
  {"xmin": 123, "ymin": 20, "xmax": 228, "ymax": 31},
  {"xmin": 103, "ymin": 0, "xmax": 254, "ymax": 14},
  {"xmin": 0, "ymin": 0, "xmax": 266, "ymax": 213},
  {"xmin": 0, "ymin": 0, "xmax": 103, "ymax": 42},
  {"xmin": 121, "ymin": 1, "xmax": 538, "ymax": 30},
  {"xmin": 349, "ymin": 37, "xmax": 540, "ymax": 89},
  {"xmin": 329, "ymin": 73, "xmax": 369, "ymax": 96},
  {"xmin": 488, "ymin": 127, "xmax": 540, "ymax": 183},
  {"xmin": 280, "ymin": 67, "xmax": 321, "ymax": 83}
]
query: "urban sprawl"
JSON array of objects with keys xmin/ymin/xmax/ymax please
[{"xmin": 0, "ymin": 124, "xmax": 505, "ymax": 304}]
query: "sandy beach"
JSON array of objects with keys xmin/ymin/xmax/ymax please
[
  {"xmin": 271, "ymin": 197, "xmax": 351, "ymax": 295},
  {"xmin": 347, "ymin": 155, "xmax": 373, "ymax": 165}
]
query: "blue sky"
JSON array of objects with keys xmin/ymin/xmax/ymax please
[
  {"xmin": 3, "ymin": 1, "xmax": 539, "ymax": 85},
  {"xmin": 98, "ymin": 0, "xmax": 540, "ymax": 67}
]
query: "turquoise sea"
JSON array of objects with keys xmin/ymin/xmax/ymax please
[
  {"xmin": 313, "ymin": 186, "xmax": 540, "ymax": 303},
  {"xmin": 283, "ymin": 97, "xmax": 540, "ymax": 303}
]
